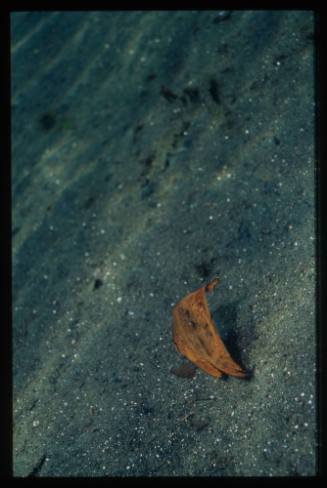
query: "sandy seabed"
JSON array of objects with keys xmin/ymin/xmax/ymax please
[{"xmin": 12, "ymin": 11, "xmax": 316, "ymax": 476}]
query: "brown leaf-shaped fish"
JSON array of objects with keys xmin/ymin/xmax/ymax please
[{"xmin": 172, "ymin": 277, "xmax": 247, "ymax": 379}]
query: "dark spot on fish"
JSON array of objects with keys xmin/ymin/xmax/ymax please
[
  {"xmin": 189, "ymin": 319, "xmax": 198, "ymax": 329},
  {"xmin": 184, "ymin": 309, "xmax": 191, "ymax": 318},
  {"xmin": 205, "ymin": 329, "xmax": 213, "ymax": 340},
  {"xmin": 180, "ymin": 308, "xmax": 197, "ymax": 329}
]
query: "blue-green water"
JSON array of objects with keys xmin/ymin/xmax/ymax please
[{"xmin": 12, "ymin": 10, "xmax": 316, "ymax": 476}]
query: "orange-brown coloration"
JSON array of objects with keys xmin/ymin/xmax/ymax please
[{"xmin": 172, "ymin": 277, "xmax": 247, "ymax": 379}]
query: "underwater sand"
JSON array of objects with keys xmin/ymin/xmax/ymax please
[{"xmin": 12, "ymin": 11, "xmax": 316, "ymax": 476}]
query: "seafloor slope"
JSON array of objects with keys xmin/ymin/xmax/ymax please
[{"xmin": 12, "ymin": 11, "xmax": 316, "ymax": 476}]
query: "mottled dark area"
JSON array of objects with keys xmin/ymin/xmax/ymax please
[
  {"xmin": 93, "ymin": 278, "xmax": 103, "ymax": 290},
  {"xmin": 170, "ymin": 363, "xmax": 197, "ymax": 379},
  {"xmin": 12, "ymin": 11, "xmax": 315, "ymax": 477},
  {"xmin": 209, "ymin": 78, "xmax": 221, "ymax": 105},
  {"xmin": 39, "ymin": 113, "xmax": 56, "ymax": 131}
]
